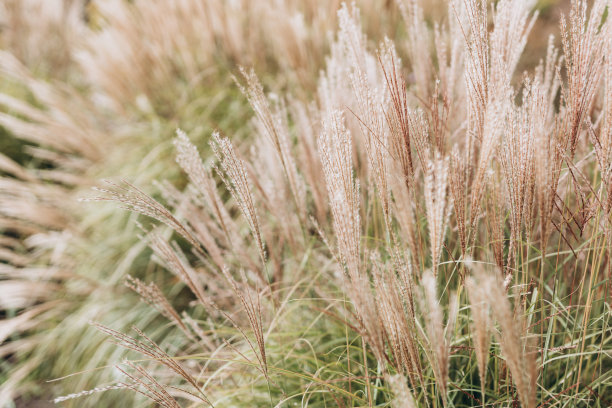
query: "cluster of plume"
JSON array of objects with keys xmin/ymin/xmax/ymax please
[
  {"xmin": 0, "ymin": 0, "xmax": 397, "ymax": 403},
  {"xmin": 1, "ymin": 0, "xmax": 611, "ymax": 406}
]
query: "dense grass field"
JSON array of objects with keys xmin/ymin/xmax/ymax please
[{"xmin": 0, "ymin": 0, "xmax": 610, "ymax": 407}]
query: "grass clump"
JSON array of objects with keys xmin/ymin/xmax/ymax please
[{"xmin": 1, "ymin": 0, "xmax": 611, "ymax": 407}]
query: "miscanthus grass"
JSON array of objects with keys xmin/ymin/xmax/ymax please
[{"xmin": 1, "ymin": 0, "xmax": 611, "ymax": 407}]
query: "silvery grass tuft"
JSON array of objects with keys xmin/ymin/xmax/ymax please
[
  {"xmin": 1, "ymin": 0, "xmax": 611, "ymax": 406},
  {"xmin": 0, "ymin": 0, "xmax": 399, "ymax": 404}
]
